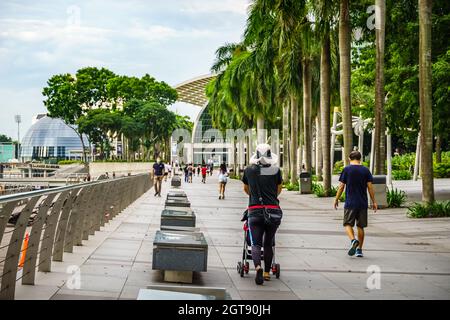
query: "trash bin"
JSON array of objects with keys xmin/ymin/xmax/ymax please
[
  {"xmin": 371, "ymin": 175, "xmax": 387, "ymax": 209},
  {"xmin": 299, "ymin": 172, "xmax": 312, "ymax": 194}
]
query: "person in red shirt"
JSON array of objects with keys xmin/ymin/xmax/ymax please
[{"xmin": 201, "ymin": 164, "xmax": 208, "ymax": 183}]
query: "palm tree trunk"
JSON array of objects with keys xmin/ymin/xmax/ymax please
[
  {"xmin": 339, "ymin": 0, "xmax": 353, "ymax": 166},
  {"xmin": 290, "ymin": 94, "xmax": 298, "ymax": 184},
  {"xmin": 419, "ymin": 0, "xmax": 434, "ymax": 203},
  {"xmin": 282, "ymin": 102, "xmax": 290, "ymax": 181},
  {"xmin": 299, "ymin": 101, "xmax": 304, "ymax": 173},
  {"xmin": 303, "ymin": 59, "xmax": 313, "ymax": 174},
  {"xmin": 321, "ymin": 33, "xmax": 332, "ymax": 195},
  {"xmin": 435, "ymin": 135, "xmax": 442, "ymax": 163},
  {"xmin": 374, "ymin": 0, "xmax": 386, "ymax": 175},
  {"xmin": 316, "ymin": 115, "xmax": 323, "ymax": 181}
]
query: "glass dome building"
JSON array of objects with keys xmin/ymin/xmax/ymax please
[{"xmin": 20, "ymin": 115, "xmax": 89, "ymax": 162}]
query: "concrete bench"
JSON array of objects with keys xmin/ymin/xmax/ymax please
[
  {"xmin": 152, "ymin": 230, "xmax": 208, "ymax": 283},
  {"xmin": 161, "ymin": 209, "xmax": 196, "ymax": 227},
  {"xmin": 160, "ymin": 225, "xmax": 199, "ymax": 232},
  {"xmin": 165, "ymin": 198, "xmax": 191, "ymax": 208},
  {"xmin": 171, "ymin": 176, "xmax": 181, "ymax": 187},
  {"xmin": 167, "ymin": 190, "xmax": 187, "ymax": 198}
]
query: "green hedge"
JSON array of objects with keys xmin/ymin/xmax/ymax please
[
  {"xmin": 57, "ymin": 160, "xmax": 83, "ymax": 165},
  {"xmin": 407, "ymin": 201, "xmax": 450, "ymax": 218},
  {"xmin": 392, "ymin": 169, "xmax": 412, "ymax": 180},
  {"xmin": 434, "ymin": 162, "xmax": 450, "ymax": 178}
]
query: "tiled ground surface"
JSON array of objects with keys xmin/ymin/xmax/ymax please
[{"xmin": 14, "ymin": 175, "xmax": 450, "ymax": 300}]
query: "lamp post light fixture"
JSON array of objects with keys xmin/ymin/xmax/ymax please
[{"xmin": 14, "ymin": 115, "xmax": 21, "ymax": 161}]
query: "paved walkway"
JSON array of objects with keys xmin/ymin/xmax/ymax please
[{"xmin": 14, "ymin": 175, "xmax": 450, "ymax": 300}]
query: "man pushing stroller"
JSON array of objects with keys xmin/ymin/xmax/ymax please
[{"xmin": 242, "ymin": 144, "xmax": 283, "ymax": 285}]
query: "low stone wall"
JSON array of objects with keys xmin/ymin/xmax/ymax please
[{"xmin": 89, "ymin": 162, "xmax": 153, "ymax": 178}]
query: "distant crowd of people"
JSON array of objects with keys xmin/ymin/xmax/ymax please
[{"xmin": 152, "ymin": 158, "xmax": 229, "ymax": 199}]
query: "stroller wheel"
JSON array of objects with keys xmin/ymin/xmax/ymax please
[
  {"xmin": 275, "ymin": 263, "xmax": 281, "ymax": 279},
  {"xmin": 271, "ymin": 263, "xmax": 276, "ymax": 275},
  {"xmin": 245, "ymin": 262, "xmax": 250, "ymax": 274},
  {"xmin": 237, "ymin": 262, "xmax": 242, "ymax": 274}
]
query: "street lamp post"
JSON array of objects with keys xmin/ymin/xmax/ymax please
[{"xmin": 14, "ymin": 115, "xmax": 21, "ymax": 161}]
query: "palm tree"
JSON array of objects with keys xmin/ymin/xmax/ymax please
[
  {"xmin": 418, "ymin": 0, "xmax": 434, "ymax": 203},
  {"xmin": 339, "ymin": 0, "xmax": 353, "ymax": 165},
  {"xmin": 312, "ymin": 0, "xmax": 338, "ymax": 195},
  {"xmin": 374, "ymin": 0, "xmax": 386, "ymax": 174}
]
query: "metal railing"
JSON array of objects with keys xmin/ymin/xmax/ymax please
[{"xmin": 0, "ymin": 173, "xmax": 153, "ymax": 300}]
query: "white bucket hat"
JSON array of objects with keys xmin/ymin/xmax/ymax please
[{"xmin": 249, "ymin": 143, "xmax": 278, "ymax": 165}]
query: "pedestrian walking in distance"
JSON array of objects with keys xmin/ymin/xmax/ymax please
[
  {"xmin": 218, "ymin": 163, "xmax": 228, "ymax": 199},
  {"xmin": 201, "ymin": 163, "xmax": 208, "ymax": 183},
  {"xmin": 153, "ymin": 158, "xmax": 165, "ymax": 197},
  {"xmin": 334, "ymin": 151, "xmax": 377, "ymax": 258}
]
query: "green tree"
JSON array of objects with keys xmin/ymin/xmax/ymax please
[
  {"xmin": 0, "ymin": 134, "xmax": 13, "ymax": 143},
  {"xmin": 42, "ymin": 73, "xmax": 88, "ymax": 162}
]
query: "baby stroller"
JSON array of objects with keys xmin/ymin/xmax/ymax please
[{"xmin": 236, "ymin": 220, "xmax": 281, "ymax": 279}]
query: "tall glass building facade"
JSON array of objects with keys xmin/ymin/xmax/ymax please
[
  {"xmin": 20, "ymin": 115, "xmax": 89, "ymax": 162},
  {"xmin": 191, "ymin": 105, "xmax": 229, "ymax": 165}
]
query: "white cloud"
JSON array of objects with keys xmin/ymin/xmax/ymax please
[{"xmin": 180, "ymin": 0, "xmax": 250, "ymax": 15}]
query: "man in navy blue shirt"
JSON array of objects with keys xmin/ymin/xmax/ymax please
[
  {"xmin": 153, "ymin": 157, "xmax": 165, "ymax": 197},
  {"xmin": 334, "ymin": 151, "xmax": 377, "ymax": 257}
]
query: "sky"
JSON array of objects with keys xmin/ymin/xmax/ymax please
[{"xmin": 0, "ymin": 0, "xmax": 250, "ymax": 140}]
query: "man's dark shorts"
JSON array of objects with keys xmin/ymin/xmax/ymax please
[{"xmin": 343, "ymin": 208, "xmax": 368, "ymax": 228}]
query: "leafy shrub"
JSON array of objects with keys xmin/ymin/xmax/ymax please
[
  {"xmin": 392, "ymin": 153, "xmax": 415, "ymax": 171},
  {"xmin": 392, "ymin": 169, "xmax": 412, "ymax": 180},
  {"xmin": 433, "ymin": 161, "xmax": 450, "ymax": 178},
  {"xmin": 387, "ymin": 188, "xmax": 407, "ymax": 208},
  {"xmin": 407, "ymin": 201, "xmax": 450, "ymax": 218},
  {"xmin": 312, "ymin": 182, "xmax": 325, "ymax": 196},
  {"xmin": 333, "ymin": 160, "xmax": 344, "ymax": 174},
  {"xmin": 311, "ymin": 182, "xmax": 345, "ymax": 202},
  {"xmin": 284, "ymin": 182, "xmax": 299, "ymax": 191}
]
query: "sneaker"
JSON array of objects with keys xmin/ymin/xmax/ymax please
[
  {"xmin": 255, "ymin": 268, "xmax": 264, "ymax": 285},
  {"xmin": 348, "ymin": 239, "xmax": 360, "ymax": 256},
  {"xmin": 263, "ymin": 272, "xmax": 271, "ymax": 281},
  {"xmin": 355, "ymin": 248, "xmax": 364, "ymax": 257}
]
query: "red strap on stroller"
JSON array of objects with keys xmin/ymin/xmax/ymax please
[{"xmin": 248, "ymin": 205, "xmax": 280, "ymax": 210}]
